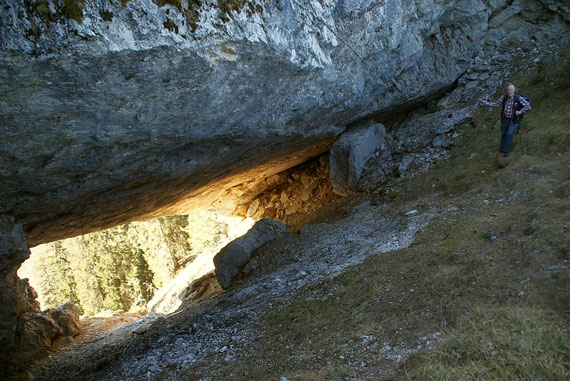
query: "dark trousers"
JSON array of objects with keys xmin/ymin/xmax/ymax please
[{"xmin": 500, "ymin": 118, "xmax": 518, "ymax": 155}]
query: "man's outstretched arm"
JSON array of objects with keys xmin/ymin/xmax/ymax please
[{"xmin": 482, "ymin": 95, "xmax": 505, "ymax": 107}]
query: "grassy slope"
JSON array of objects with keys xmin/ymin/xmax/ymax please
[{"xmin": 223, "ymin": 51, "xmax": 569, "ymax": 380}]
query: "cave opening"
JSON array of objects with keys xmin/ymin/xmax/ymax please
[
  {"xmin": 16, "ymin": 153, "xmax": 338, "ymax": 322},
  {"xmin": 17, "ymin": 211, "xmax": 257, "ymax": 317}
]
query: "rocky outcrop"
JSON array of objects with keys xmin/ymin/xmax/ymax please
[
  {"xmin": 1, "ymin": 0, "xmax": 490, "ymax": 246},
  {"xmin": 17, "ymin": 302, "xmax": 82, "ymax": 362},
  {"xmin": 1, "ymin": 215, "xmax": 38, "ymax": 375},
  {"xmin": 0, "ymin": 216, "xmax": 81, "ymax": 376},
  {"xmin": 330, "ymin": 121, "xmax": 387, "ymax": 195},
  {"xmin": 358, "ymin": 107, "xmax": 472, "ymax": 191},
  {"xmin": 214, "ymin": 218, "xmax": 286, "ymax": 289}
]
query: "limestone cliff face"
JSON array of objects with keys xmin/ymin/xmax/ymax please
[{"xmin": 1, "ymin": 0, "xmax": 489, "ymax": 246}]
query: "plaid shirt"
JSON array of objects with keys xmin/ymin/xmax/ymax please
[{"xmin": 487, "ymin": 95, "xmax": 531, "ymax": 118}]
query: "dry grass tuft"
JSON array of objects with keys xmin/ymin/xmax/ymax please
[{"xmin": 400, "ymin": 307, "xmax": 569, "ymax": 380}]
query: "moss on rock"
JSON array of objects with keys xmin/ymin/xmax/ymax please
[
  {"xmin": 99, "ymin": 10, "xmax": 114, "ymax": 22},
  {"xmin": 163, "ymin": 18, "xmax": 179, "ymax": 33},
  {"xmin": 185, "ymin": 0, "xmax": 202, "ymax": 31},
  {"xmin": 154, "ymin": 0, "xmax": 183, "ymax": 11},
  {"xmin": 63, "ymin": 0, "xmax": 85, "ymax": 24}
]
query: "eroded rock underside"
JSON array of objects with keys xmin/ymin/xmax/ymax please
[
  {"xmin": 1, "ymin": 0, "xmax": 493, "ymax": 246},
  {"xmin": 0, "ymin": 0, "xmax": 568, "ymax": 377}
]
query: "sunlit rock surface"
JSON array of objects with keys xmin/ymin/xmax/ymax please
[
  {"xmin": 0, "ymin": 0, "xmax": 489, "ymax": 246},
  {"xmin": 16, "ymin": 156, "xmax": 336, "ymax": 318}
]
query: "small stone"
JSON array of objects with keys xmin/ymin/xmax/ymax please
[
  {"xmin": 149, "ymin": 364, "xmax": 161, "ymax": 373},
  {"xmin": 492, "ymin": 54, "xmax": 508, "ymax": 64},
  {"xmin": 465, "ymin": 81, "xmax": 478, "ymax": 89},
  {"xmin": 405, "ymin": 210, "xmax": 419, "ymax": 216},
  {"xmin": 432, "ymin": 134, "xmax": 451, "ymax": 148},
  {"xmin": 488, "ymin": 229, "xmax": 497, "ymax": 243}
]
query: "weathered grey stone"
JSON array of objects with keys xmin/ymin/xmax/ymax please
[
  {"xmin": 0, "ymin": 216, "xmax": 30, "ymax": 276},
  {"xmin": 488, "ymin": 0, "xmax": 510, "ymax": 12},
  {"xmin": 398, "ymin": 154, "xmax": 417, "ymax": 175},
  {"xmin": 492, "ymin": 54, "xmax": 509, "ymax": 64},
  {"xmin": 394, "ymin": 108, "xmax": 472, "ymax": 151},
  {"xmin": 486, "ymin": 27, "xmax": 507, "ymax": 42},
  {"xmin": 465, "ymin": 80, "xmax": 479, "ymax": 89},
  {"xmin": 432, "ymin": 134, "xmax": 452, "ymax": 148},
  {"xmin": 329, "ymin": 121, "xmax": 387, "ymax": 196},
  {"xmin": 0, "ymin": 0, "xmax": 490, "ymax": 246},
  {"xmin": 489, "ymin": 4, "xmax": 522, "ymax": 28},
  {"xmin": 0, "ymin": 216, "xmax": 37, "ymax": 375},
  {"xmin": 214, "ymin": 219, "xmax": 285, "ymax": 289},
  {"xmin": 439, "ymin": 0, "xmax": 488, "ymax": 26}
]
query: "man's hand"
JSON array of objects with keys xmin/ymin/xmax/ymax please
[{"xmin": 515, "ymin": 111, "xmax": 522, "ymax": 115}]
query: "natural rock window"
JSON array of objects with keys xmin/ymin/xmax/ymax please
[
  {"xmin": 17, "ymin": 211, "xmax": 256, "ymax": 316},
  {"xmin": 16, "ymin": 154, "xmax": 338, "ymax": 318}
]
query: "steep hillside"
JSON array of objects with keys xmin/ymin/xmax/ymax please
[
  {"xmin": 243, "ymin": 49, "xmax": 570, "ymax": 381},
  {"xmin": 1, "ymin": 0, "xmax": 568, "ymax": 378},
  {"xmin": 27, "ymin": 48, "xmax": 569, "ymax": 381}
]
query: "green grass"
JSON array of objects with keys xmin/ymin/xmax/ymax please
[{"xmin": 63, "ymin": 0, "xmax": 85, "ymax": 24}]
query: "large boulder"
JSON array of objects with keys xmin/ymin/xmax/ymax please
[
  {"xmin": 330, "ymin": 121, "xmax": 387, "ymax": 195},
  {"xmin": 0, "ymin": 0, "xmax": 489, "ymax": 246},
  {"xmin": 214, "ymin": 219, "xmax": 286, "ymax": 289}
]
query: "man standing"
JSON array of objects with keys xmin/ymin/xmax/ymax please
[{"xmin": 482, "ymin": 84, "xmax": 531, "ymax": 156}]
